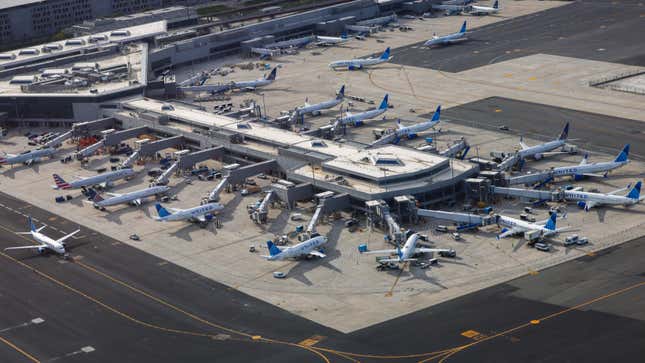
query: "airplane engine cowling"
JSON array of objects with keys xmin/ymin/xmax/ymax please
[
  {"xmin": 534, "ymin": 153, "xmax": 543, "ymax": 160},
  {"xmin": 577, "ymin": 201, "xmax": 586, "ymax": 209}
]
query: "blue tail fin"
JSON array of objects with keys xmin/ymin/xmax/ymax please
[
  {"xmin": 155, "ymin": 203, "xmax": 171, "ymax": 218},
  {"xmin": 544, "ymin": 212, "xmax": 557, "ymax": 231},
  {"xmin": 380, "ymin": 47, "xmax": 391, "ymax": 60},
  {"xmin": 28, "ymin": 216, "xmax": 36, "ymax": 232},
  {"xmin": 379, "ymin": 94, "xmax": 389, "ymax": 110},
  {"xmin": 459, "ymin": 21, "xmax": 467, "ymax": 34},
  {"xmin": 341, "ymin": 32, "xmax": 348, "ymax": 39},
  {"xmin": 614, "ymin": 144, "xmax": 629, "ymax": 163},
  {"xmin": 431, "ymin": 105, "xmax": 441, "ymax": 121},
  {"xmin": 265, "ymin": 67, "xmax": 277, "ymax": 81},
  {"xmin": 626, "ymin": 181, "xmax": 641, "ymax": 200},
  {"xmin": 267, "ymin": 241, "xmax": 281, "ymax": 256},
  {"xmin": 337, "ymin": 85, "xmax": 345, "ymax": 99},
  {"xmin": 493, "ymin": 0, "xmax": 499, "ymax": 9},
  {"xmin": 558, "ymin": 122, "xmax": 569, "ymax": 140}
]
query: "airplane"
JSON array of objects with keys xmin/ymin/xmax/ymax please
[
  {"xmin": 424, "ymin": 21, "xmax": 468, "ymax": 47},
  {"xmin": 360, "ymin": 233, "xmax": 452, "ymax": 263},
  {"xmin": 329, "ymin": 47, "xmax": 392, "ymax": 70},
  {"xmin": 4, "ymin": 216, "xmax": 80, "ymax": 256},
  {"xmin": 333, "ymin": 94, "xmax": 389, "ymax": 129},
  {"xmin": 293, "ymin": 85, "xmax": 345, "ymax": 116},
  {"xmin": 550, "ymin": 144, "xmax": 630, "ymax": 180},
  {"xmin": 468, "ymin": 0, "xmax": 500, "ymax": 15},
  {"xmin": 0, "ymin": 147, "xmax": 57, "ymax": 166},
  {"xmin": 495, "ymin": 212, "xmax": 568, "ymax": 241},
  {"xmin": 262, "ymin": 233, "xmax": 328, "ymax": 261},
  {"xmin": 52, "ymin": 168, "xmax": 135, "ymax": 190},
  {"xmin": 153, "ymin": 202, "xmax": 224, "ymax": 223},
  {"xmin": 316, "ymin": 33, "xmax": 349, "ymax": 46},
  {"xmin": 369, "ymin": 105, "xmax": 441, "ymax": 147},
  {"xmin": 89, "ymin": 185, "xmax": 171, "ymax": 210},
  {"xmin": 517, "ymin": 122, "xmax": 570, "ymax": 160},
  {"xmin": 231, "ymin": 67, "xmax": 277, "ymax": 90},
  {"xmin": 431, "ymin": 4, "xmax": 467, "ymax": 15},
  {"xmin": 567, "ymin": 181, "xmax": 643, "ymax": 211}
]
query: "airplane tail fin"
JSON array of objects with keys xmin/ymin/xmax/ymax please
[
  {"xmin": 337, "ymin": 85, "xmax": 345, "ymax": 99},
  {"xmin": 380, "ymin": 47, "xmax": 391, "ymax": 60},
  {"xmin": 579, "ymin": 153, "xmax": 588, "ymax": 166},
  {"xmin": 28, "ymin": 216, "xmax": 36, "ymax": 232},
  {"xmin": 379, "ymin": 94, "xmax": 389, "ymax": 110},
  {"xmin": 459, "ymin": 21, "xmax": 467, "ymax": 34},
  {"xmin": 493, "ymin": 0, "xmax": 499, "ymax": 9},
  {"xmin": 544, "ymin": 212, "xmax": 557, "ymax": 231},
  {"xmin": 267, "ymin": 241, "xmax": 281, "ymax": 256},
  {"xmin": 265, "ymin": 67, "xmax": 277, "ymax": 81},
  {"xmin": 154, "ymin": 203, "xmax": 171, "ymax": 218},
  {"xmin": 52, "ymin": 174, "xmax": 70, "ymax": 189},
  {"xmin": 626, "ymin": 181, "xmax": 641, "ymax": 200},
  {"xmin": 341, "ymin": 32, "xmax": 348, "ymax": 39},
  {"xmin": 558, "ymin": 122, "xmax": 569, "ymax": 141},
  {"xmin": 431, "ymin": 105, "xmax": 441, "ymax": 122},
  {"xmin": 395, "ymin": 119, "xmax": 403, "ymax": 129},
  {"xmin": 614, "ymin": 144, "xmax": 629, "ymax": 163}
]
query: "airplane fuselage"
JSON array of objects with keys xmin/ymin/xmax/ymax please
[
  {"xmin": 336, "ymin": 107, "xmax": 386, "ymax": 126},
  {"xmin": 0, "ymin": 147, "xmax": 56, "ymax": 165},
  {"xmin": 57, "ymin": 168, "xmax": 135, "ymax": 189},
  {"xmin": 267, "ymin": 236, "xmax": 328, "ymax": 260},
  {"xmin": 296, "ymin": 98, "xmax": 342, "ymax": 115},
  {"xmin": 564, "ymin": 190, "xmax": 638, "ymax": 207},
  {"xmin": 552, "ymin": 160, "xmax": 626, "ymax": 178},
  {"xmin": 329, "ymin": 57, "xmax": 389, "ymax": 70},
  {"xmin": 156, "ymin": 203, "xmax": 224, "ymax": 222},
  {"xmin": 95, "ymin": 186, "xmax": 170, "ymax": 208},
  {"xmin": 32, "ymin": 231, "xmax": 66, "ymax": 255},
  {"xmin": 424, "ymin": 32, "xmax": 466, "ymax": 46},
  {"xmin": 497, "ymin": 215, "xmax": 554, "ymax": 237},
  {"xmin": 518, "ymin": 139, "xmax": 566, "ymax": 160}
]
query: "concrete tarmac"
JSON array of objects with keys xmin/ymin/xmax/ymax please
[
  {"xmin": 0, "ymin": 191, "xmax": 643, "ymax": 362},
  {"xmin": 392, "ymin": 0, "xmax": 645, "ymax": 72}
]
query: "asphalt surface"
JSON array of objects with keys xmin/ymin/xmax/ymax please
[
  {"xmin": 391, "ymin": 0, "xmax": 645, "ymax": 72},
  {"xmin": 0, "ymin": 191, "xmax": 643, "ymax": 362},
  {"xmin": 428, "ymin": 97, "xmax": 645, "ymax": 160}
]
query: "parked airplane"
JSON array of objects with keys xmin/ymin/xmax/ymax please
[
  {"xmin": 90, "ymin": 185, "xmax": 171, "ymax": 209},
  {"xmin": 424, "ymin": 21, "xmax": 468, "ymax": 47},
  {"xmin": 498, "ymin": 122, "xmax": 571, "ymax": 171},
  {"xmin": 369, "ymin": 105, "xmax": 441, "ymax": 147},
  {"xmin": 551, "ymin": 144, "xmax": 630, "ymax": 180},
  {"xmin": 52, "ymin": 168, "xmax": 135, "ymax": 190},
  {"xmin": 468, "ymin": 0, "xmax": 500, "ymax": 15},
  {"xmin": 431, "ymin": 4, "xmax": 466, "ymax": 15},
  {"xmin": 567, "ymin": 181, "xmax": 642, "ymax": 211},
  {"xmin": 360, "ymin": 233, "xmax": 452, "ymax": 263},
  {"xmin": 495, "ymin": 212, "xmax": 565, "ymax": 241},
  {"xmin": 263, "ymin": 233, "xmax": 328, "ymax": 260},
  {"xmin": 294, "ymin": 85, "xmax": 345, "ymax": 116},
  {"xmin": 153, "ymin": 202, "xmax": 224, "ymax": 223},
  {"xmin": 0, "ymin": 147, "xmax": 57, "ymax": 166},
  {"xmin": 4, "ymin": 216, "xmax": 79, "ymax": 256},
  {"xmin": 316, "ymin": 33, "xmax": 349, "ymax": 46},
  {"xmin": 333, "ymin": 94, "xmax": 389, "ymax": 129},
  {"xmin": 329, "ymin": 47, "xmax": 392, "ymax": 70},
  {"xmin": 231, "ymin": 67, "xmax": 277, "ymax": 90}
]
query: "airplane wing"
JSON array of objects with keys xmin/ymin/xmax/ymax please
[
  {"xmin": 519, "ymin": 140, "xmax": 529, "ymax": 150},
  {"xmin": 5, "ymin": 245, "xmax": 47, "ymax": 251},
  {"xmin": 169, "ymin": 208, "xmax": 183, "ymax": 213},
  {"xmin": 497, "ymin": 228, "xmax": 520, "ymax": 239},
  {"xmin": 415, "ymin": 248, "xmax": 451, "ymax": 254},
  {"xmin": 133, "ymin": 198, "xmax": 142, "ymax": 206},
  {"xmin": 195, "ymin": 215, "xmax": 206, "ymax": 222},
  {"xmin": 579, "ymin": 172, "xmax": 607, "ymax": 178},
  {"xmin": 608, "ymin": 185, "xmax": 630, "ymax": 195},
  {"xmin": 582, "ymin": 200, "xmax": 598, "ymax": 211},
  {"xmin": 308, "ymin": 250, "xmax": 326, "ymax": 258},
  {"xmin": 540, "ymin": 151, "xmax": 569, "ymax": 157},
  {"xmin": 378, "ymin": 258, "xmax": 408, "ymax": 263},
  {"xmin": 56, "ymin": 229, "xmax": 81, "ymax": 244},
  {"xmin": 362, "ymin": 249, "xmax": 397, "ymax": 255},
  {"xmin": 106, "ymin": 192, "xmax": 122, "ymax": 197}
]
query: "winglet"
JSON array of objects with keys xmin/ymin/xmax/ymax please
[
  {"xmin": 380, "ymin": 47, "xmax": 391, "ymax": 60},
  {"xmin": 265, "ymin": 67, "xmax": 277, "ymax": 81},
  {"xmin": 544, "ymin": 212, "xmax": 557, "ymax": 231},
  {"xmin": 626, "ymin": 181, "xmax": 641, "ymax": 200},
  {"xmin": 379, "ymin": 94, "xmax": 389, "ymax": 110},
  {"xmin": 267, "ymin": 240, "xmax": 281, "ymax": 256},
  {"xmin": 459, "ymin": 21, "xmax": 467, "ymax": 34},
  {"xmin": 558, "ymin": 122, "xmax": 569, "ymax": 141},
  {"xmin": 431, "ymin": 105, "xmax": 441, "ymax": 122},
  {"xmin": 154, "ymin": 203, "xmax": 171, "ymax": 218},
  {"xmin": 614, "ymin": 144, "xmax": 629, "ymax": 163}
]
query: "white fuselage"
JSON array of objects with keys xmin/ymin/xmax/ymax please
[
  {"xmin": 329, "ymin": 57, "xmax": 390, "ymax": 70},
  {"xmin": 469, "ymin": 5, "xmax": 499, "ymax": 15},
  {"xmin": 233, "ymin": 78, "xmax": 272, "ymax": 89},
  {"xmin": 497, "ymin": 215, "xmax": 555, "ymax": 237},
  {"xmin": 397, "ymin": 119, "xmax": 439, "ymax": 137},
  {"xmin": 336, "ymin": 107, "xmax": 386, "ymax": 126},
  {"xmin": 317, "ymin": 36, "xmax": 348, "ymax": 45},
  {"xmin": 0, "ymin": 148, "xmax": 56, "ymax": 165},
  {"xmin": 564, "ymin": 190, "xmax": 638, "ymax": 207},
  {"xmin": 552, "ymin": 160, "xmax": 627, "ymax": 178},
  {"xmin": 424, "ymin": 31, "xmax": 466, "ymax": 46},
  {"xmin": 156, "ymin": 203, "xmax": 224, "ymax": 222},
  {"xmin": 96, "ymin": 186, "xmax": 170, "ymax": 208},
  {"xmin": 518, "ymin": 139, "xmax": 566, "ymax": 160},
  {"xmin": 296, "ymin": 97, "xmax": 342, "ymax": 115},
  {"xmin": 59, "ymin": 168, "xmax": 135, "ymax": 189},
  {"xmin": 267, "ymin": 236, "xmax": 328, "ymax": 261},
  {"xmin": 31, "ymin": 231, "xmax": 66, "ymax": 255}
]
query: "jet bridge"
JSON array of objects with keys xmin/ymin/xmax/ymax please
[
  {"xmin": 417, "ymin": 209, "xmax": 495, "ymax": 226},
  {"xmin": 492, "ymin": 186, "xmax": 559, "ymax": 201},
  {"xmin": 71, "ymin": 117, "xmax": 115, "ymax": 136},
  {"xmin": 507, "ymin": 171, "xmax": 552, "ymax": 186},
  {"xmin": 177, "ymin": 146, "xmax": 225, "ymax": 169},
  {"xmin": 75, "ymin": 135, "xmax": 107, "ymax": 159},
  {"xmin": 307, "ymin": 204, "xmax": 325, "ymax": 235},
  {"xmin": 251, "ymin": 191, "xmax": 274, "ymax": 224},
  {"xmin": 439, "ymin": 138, "xmax": 470, "ymax": 159},
  {"xmin": 103, "ymin": 126, "xmax": 149, "ymax": 147},
  {"xmin": 207, "ymin": 177, "xmax": 229, "ymax": 202},
  {"xmin": 139, "ymin": 136, "xmax": 185, "ymax": 157},
  {"xmin": 366, "ymin": 199, "xmax": 403, "ymax": 245},
  {"xmin": 43, "ymin": 130, "xmax": 73, "ymax": 149}
]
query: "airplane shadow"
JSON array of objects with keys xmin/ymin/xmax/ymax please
[
  {"xmin": 219, "ymin": 193, "xmax": 244, "ymax": 224},
  {"xmin": 267, "ymin": 209, "xmax": 289, "ymax": 235},
  {"xmin": 401, "ymin": 264, "xmax": 448, "ymax": 289},
  {"xmin": 170, "ymin": 223, "xmax": 198, "ymax": 242}
]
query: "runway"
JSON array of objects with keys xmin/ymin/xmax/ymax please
[
  {"xmin": 0, "ymin": 191, "xmax": 643, "ymax": 362},
  {"xmin": 391, "ymin": 0, "xmax": 645, "ymax": 72}
]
